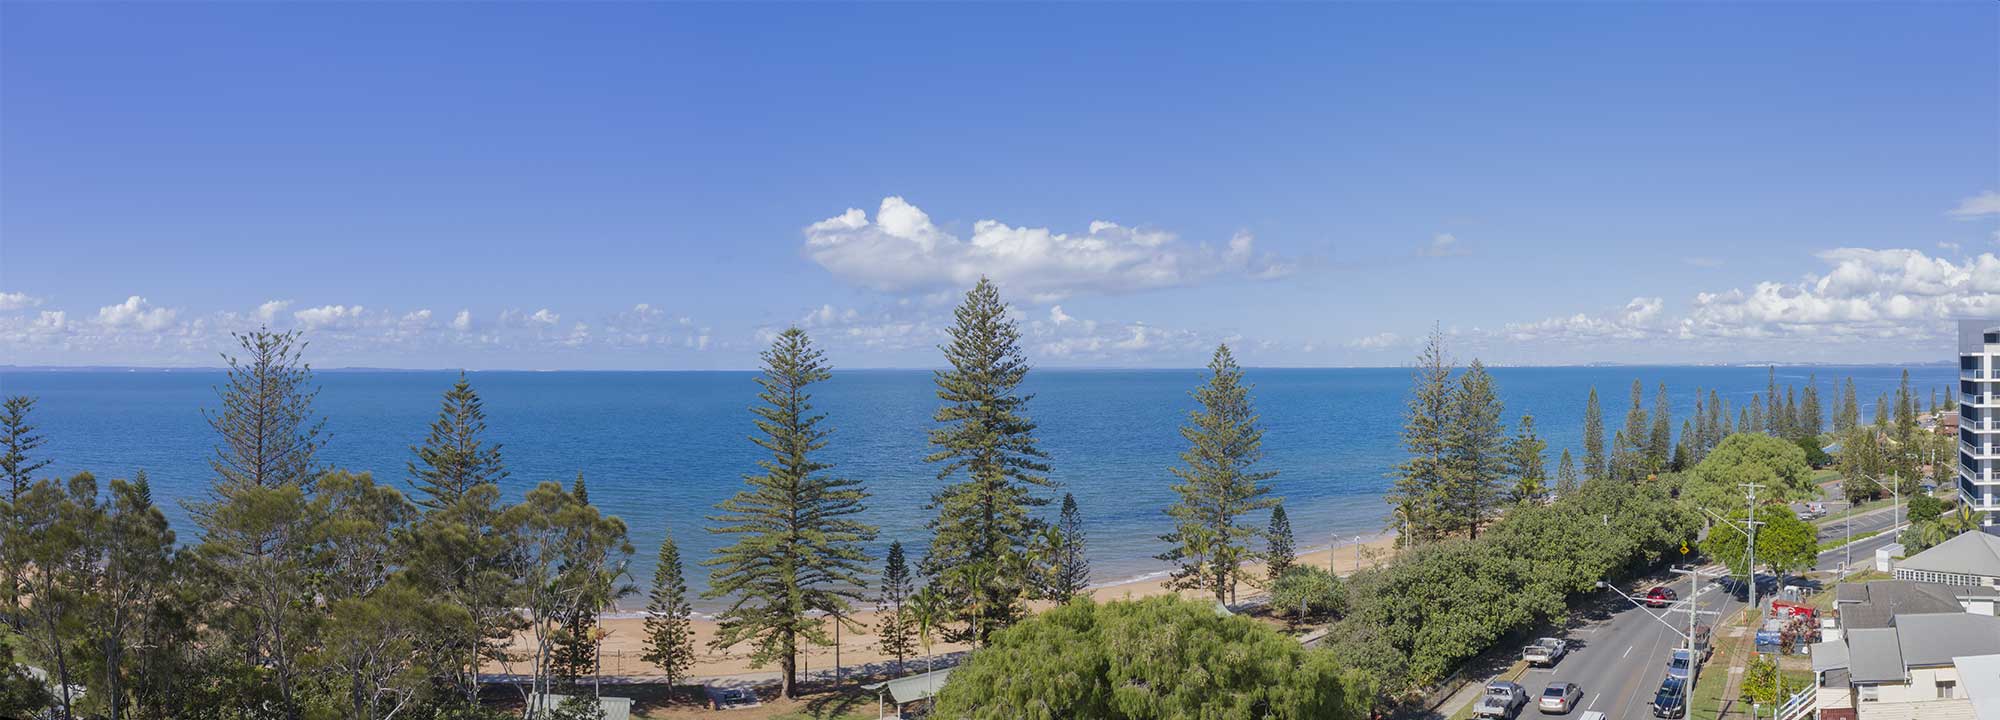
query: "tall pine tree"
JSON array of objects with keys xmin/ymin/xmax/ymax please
[
  {"xmin": 923, "ymin": 278, "xmax": 1052, "ymax": 645},
  {"xmin": 1388, "ymin": 327, "xmax": 1453, "ymax": 545},
  {"xmin": 1555, "ymin": 449, "xmax": 1579, "ymax": 497},
  {"xmin": 642, "ymin": 525, "xmax": 695, "ymax": 693},
  {"xmin": 875, "ymin": 542, "xmax": 916, "ymax": 674},
  {"xmin": 1445, "ymin": 361, "xmax": 1507, "ymax": 536},
  {"xmin": 0, "ymin": 395, "xmax": 50, "ymax": 627},
  {"xmin": 1612, "ymin": 380, "xmax": 1649, "ymax": 482},
  {"xmin": 1838, "ymin": 377, "xmax": 1860, "ymax": 432},
  {"xmin": 406, "ymin": 373, "xmax": 507, "ymax": 511},
  {"xmin": 1506, "ymin": 415, "xmax": 1548, "ymax": 504},
  {"xmin": 1160, "ymin": 344, "xmax": 1279, "ymax": 604},
  {"xmin": 1264, "ymin": 503, "xmax": 1295, "ymax": 582},
  {"xmin": 705, "ymin": 328, "xmax": 876, "ymax": 698},
  {"xmin": 1582, "ymin": 387, "xmax": 1607, "ymax": 482},
  {"xmin": 1801, "ymin": 375, "xmax": 1825, "ymax": 438},
  {"xmin": 1049, "ymin": 493, "xmax": 1089, "ymax": 601},
  {"xmin": 1647, "ymin": 382, "xmax": 1672, "ymax": 475}
]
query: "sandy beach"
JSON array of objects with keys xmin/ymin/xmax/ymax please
[{"xmin": 492, "ymin": 534, "xmax": 1398, "ymax": 682}]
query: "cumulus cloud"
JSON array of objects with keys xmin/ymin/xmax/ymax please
[
  {"xmin": 1680, "ymin": 248, "xmax": 2000, "ymax": 339},
  {"xmin": 530, "ymin": 309, "xmax": 559, "ymax": 325},
  {"xmin": 1500, "ymin": 297, "xmax": 1668, "ymax": 342},
  {"xmin": 293, "ymin": 304, "xmax": 365, "ymax": 330},
  {"xmin": 1949, "ymin": 191, "xmax": 2000, "ymax": 219},
  {"xmin": 96, "ymin": 296, "xmax": 177, "ymax": 331},
  {"xmin": 803, "ymin": 197, "xmax": 1294, "ymax": 301},
  {"xmin": 1419, "ymin": 233, "xmax": 1465, "ymax": 258},
  {"xmin": 0, "ymin": 292, "xmax": 42, "ymax": 312},
  {"xmin": 452, "ymin": 310, "xmax": 473, "ymax": 332},
  {"xmin": 254, "ymin": 300, "xmax": 292, "ymax": 324}
]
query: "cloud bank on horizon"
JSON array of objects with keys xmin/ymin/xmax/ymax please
[{"xmin": 4, "ymin": 193, "xmax": 1996, "ymax": 369}]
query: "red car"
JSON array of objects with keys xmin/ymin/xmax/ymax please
[{"xmin": 1646, "ymin": 586, "xmax": 1678, "ymax": 608}]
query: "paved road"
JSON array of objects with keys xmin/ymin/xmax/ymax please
[
  {"xmin": 1502, "ymin": 526, "xmax": 1891, "ymax": 720},
  {"xmin": 1512, "ymin": 568, "xmax": 1739, "ymax": 720}
]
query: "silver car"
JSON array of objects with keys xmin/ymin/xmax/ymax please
[{"xmin": 1539, "ymin": 682, "xmax": 1582, "ymax": 714}]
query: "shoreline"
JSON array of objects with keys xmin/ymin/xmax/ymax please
[{"xmin": 497, "ymin": 532, "xmax": 1401, "ymax": 682}]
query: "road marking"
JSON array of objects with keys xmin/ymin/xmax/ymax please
[
  {"xmin": 1623, "ymin": 645, "xmax": 1633, "ymax": 658},
  {"xmin": 1587, "ymin": 695, "xmax": 1598, "ymax": 710}
]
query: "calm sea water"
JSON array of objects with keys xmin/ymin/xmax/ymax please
[{"xmin": 0, "ymin": 365, "xmax": 1957, "ymax": 610}]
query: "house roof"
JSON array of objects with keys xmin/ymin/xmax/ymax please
[
  {"xmin": 1848, "ymin": 627, "xmax": 1908, "ymax": 683},
  {"xmin": 1812, "ymin": 640, "xmax": 1850, "ymax": 672},
  {"xmin": 1896, "ymin": 613, "xmax": 2000, "ymax": 668},
  {"xmin": 1953, "ymin": 653, "xmax": 2000, "ymax": 720},
  {"xmin": 1900, "ymin": 531, "xmax": 2000, "ymax": 578},
  {"xmin": 1838, "ymin": 580, "xmax": 1996, "ymax": 630}
]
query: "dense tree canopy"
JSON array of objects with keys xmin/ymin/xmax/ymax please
[
  {"xmin": 933, "ymin": 596, "xmax": 1373, "ymax": 720},
  {"xmin": 1682, "ymin": 434, "xmax": 1815, "ymax": 519}
]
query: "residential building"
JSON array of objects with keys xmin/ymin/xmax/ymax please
[
  {"xmin": 1837, "ymin": 580, "xmax": 2000, "ymax": 625},
  {"xmin": 1963, "ymin": 320, "xmax": 2000, "ymax": 529},
  {"xmin": 1814, "ymin": 612, "xmax": 2000, "ymax": 720},
  {"xmin": 1894, "ymin": 532, "xmax": 2000, "ymax": 590},
  {"xmin": 1952, "ymin": 654, "xmax": 2000, "ymax": 720}
]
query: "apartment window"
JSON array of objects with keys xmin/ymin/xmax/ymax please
[
  {"xmin": 1940, "ymin": 681, "xmax": 1959, "ymax": 699},
  {"xmin": 1860, "ymin": 685, "xmax": 1879, "ymax": 702}
]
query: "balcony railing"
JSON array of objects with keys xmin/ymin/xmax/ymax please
[
  {"xmin": 1964, "ymin": 465, "xmax": 2000, "ymax": 484},
  {"xmin": 1969, "ymin": 393, "xmax": 2000, "ymax": 407},
  {"xmin": 1971, "ymin": 419, "xmax": 2000, "ymax": 433},
  {"xmin": 1965, "ymin": 441, "xmax": 2000, "ymax": 459}
]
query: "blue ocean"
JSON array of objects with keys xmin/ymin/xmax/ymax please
[{"xmin": 0, "ymin": 365, "xmax": 1957, "ymax": 609}]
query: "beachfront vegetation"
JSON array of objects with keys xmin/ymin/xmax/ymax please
[
  {"xmin": 932, "ymin": 595, "xmax": 1373, "ymax": 720},
  {"xmin": 705, "ymin": 327, "xmax": 876, "ymax": 700},
  {"xmin": 1039, "ymin": 492, "xmax": 1090, "ymax": 602},
  {"xmin": 874, "ymin": 541, "xmax": 916, "ymax": 674},
  {"xmin": 1264, "ymin": 504, "xmax": 1295, "ymax": 582},
  {"xmin": 1159, "ymin": 344, "xmax": 1279, "ymax": 604},
  {"xmin": 1702, "ymin": 505, "xmax": 1819, "ymax": 581},
  {"xmin": 923, "ymin": 277, "xmax": 1054, "ymax": 645},
  {"xmin": 1269, "ymin": 565, "xmax": 1344, "ymax": 623},
  {"xmin": 641, "ymin": 526, "xmax": 694, "ymax": 692}
]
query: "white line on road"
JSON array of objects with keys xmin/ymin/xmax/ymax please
[{"xmin": 1623, "ymin": 645, "xmax": 1633, "ymax": 658}]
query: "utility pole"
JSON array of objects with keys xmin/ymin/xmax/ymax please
[
  {"xmin": 1743, "ymin": 482, "xmax": 1766, "ymax": 617},
  {"xmin": 1669, "ymin": 565, "xmax": 1721, "ymax": 715}
]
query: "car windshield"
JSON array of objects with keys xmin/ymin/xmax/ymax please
[
  {"xmin": 1544, "ymin": 687, "xmax": 1568, "ymax": 697},
  {"xmin": 1671, "ymin": 657, "xmax": 1689, "ymax": 669},
  {"xmin": 1487, "ymin": 687, "xmax": 1511, "ymax": 697}
]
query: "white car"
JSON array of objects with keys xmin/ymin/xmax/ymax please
[
  {"xmin": 1580, "ymin": 712, "xmax": 1608, "ymax": 720},
  {"xmin": 1538, "ymin": 682, "xmax": 1581, "ymax": 714}
]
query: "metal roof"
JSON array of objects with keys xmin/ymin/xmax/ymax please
[
  {"xmin": 1895, "ymin": 613, "xmax": 2000, "ymax": 669},
  {"xmin": 1899, "ymin": 532, "xmax": 2000, "ymax": 578},
  {"xmin": 1847, "ymin": 627, "xmax": 1907, "ymax": 684},
  {"xmin": 1812, "ymin": 640, "xmax": 1850, "ymax": 673},
  {"xmin": 1953, "ymin": 654, "xmax": 2000, "ymax": 720}
]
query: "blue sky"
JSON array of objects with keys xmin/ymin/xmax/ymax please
[{"xmin": 3, "ymin": 3, "xmax": 1996, "ymax": 369}]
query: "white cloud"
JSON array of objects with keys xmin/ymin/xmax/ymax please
[
  {"xmin": 530, "ymin": 308, "xmax": 559, "ymax": 325},
  {"xmin": 96, "ymin": 296, "xmax": 177, "ymax": 331},
  {"xmin": 1345, "ymin": 332, "xmax": 1402, "ymax": 350},
  {"xmin": 1679, "ymin": 248, "xmax": 2000, "ymax": 338},
  {"xmin": 254, "ymin": 300, "xmax": 292, "ymax": 324},
  {"xmin": 293, "ymin": 304, "xmax": 365, "ymax": 330},
  {"xmin": 802, "ymin": 304, "xmax": 858, "ymax": 327},
  {"xmin": 33, "ymin": 311, "xmax": 66, "ymax": 331},
  {"xmin": 1500, "ymin": 297, "xmax": 1668, "ymax": 342},
  {"xmin": 1049, "ymin": 305, "xmax": 1075, "ymax": 326},
  {"xmin": 804, "ymin": 197, "xmax": 1294, "ymax": 301},
  {"xmin": 452, "ymin": 310, "xmax": 473, "ymax": 332},
  {"xmin": 1419, "ymin": 233, "xmax": 1465, "ymax": 258},
  {"xmin": 1948, "ymin": 191, "xmax": 2000, "ymax": 219},
  {"xmin": 0, "ymin": 292, "xmax": 42, "ymax": 312}
]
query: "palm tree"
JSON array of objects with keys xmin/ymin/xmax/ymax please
[{"xmin": 909, "ymin": 586, "xmax": 943, "ymax": 674}]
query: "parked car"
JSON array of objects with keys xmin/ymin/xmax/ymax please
[
  {"xmin": 1666, "ymin": 648, "xmax": 1698, "ymax": 682},
  {"xmin": 1522, "ymin": 637, "xmax": 1568, "ymax": 667},
  {"xmin": 1538, "ymin": 682, "xmax": 1582, "ymax": 714},
  {"xmin": 1645, "ymin": 586, "xmax": 1678, "ymax": 608},
  {"xmin": 1473, "ymin": 680, "xmax": 1529, "ymax": 719},
  {"xmin": 1651, "ymin": 676, "xmax": 1687, "ymax": 718},
  {"xmin": 1580, "ymin": 712, "xmax": 1608, "ymax": 720}
]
